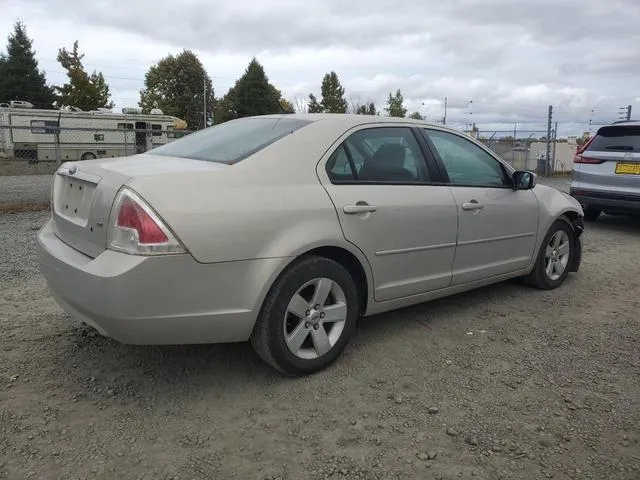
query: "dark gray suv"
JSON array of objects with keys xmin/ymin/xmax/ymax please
[{"xmin": 570, "ymin": 121, "xmax": 640, "ymax": 221}]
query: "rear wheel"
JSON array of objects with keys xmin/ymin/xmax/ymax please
[
  {"xmin": 250, "ymin": 255, "xmax": 359, "ymax": 376},
  {"xmin": 81, "ymin": 152, "xmax": 96, "ymax": 161},
  {"xmin": 583, "ymin": 206, "xmax": 601, "ymax": 221},
  {"xmin": 524, "ymin": 219, "xmax": 575, "ymax": 290}
]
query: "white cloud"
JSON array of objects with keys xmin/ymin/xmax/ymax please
[{"xmin": 2, "ymin": 0, "xmax": 639, "ymax": 135}]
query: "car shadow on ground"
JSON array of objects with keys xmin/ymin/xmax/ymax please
[
  {"xmin": 51, "ymin": 276, "xmax": 536, "ymax": 404},
  {"xmin": 587, "ymin": 213, "xmax": 640, "ymax": 233}
]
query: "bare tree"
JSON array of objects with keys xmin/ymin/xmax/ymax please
[
  {"xmin": 294, "ymin": 96, "xmax": 308, "ymax": 113},
  {"xmin": 348, "ymin": 95, "xmax": 377, "ymax": 115}
]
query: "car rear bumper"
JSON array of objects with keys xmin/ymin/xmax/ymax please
[
  {"xmin": 569, "ymin": 188, "xmax": 640, "ymax": 213},
  {"xmin": 37, "ymin": 219, "xmax": 287, "ymax": 345}
]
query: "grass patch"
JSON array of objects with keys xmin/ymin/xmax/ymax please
[
  {"xmin": 0, "ymin": 202, "xmax": 51, "ymax": 214},
  {"xmin": 0, "ymin": 160, "xmax": 58, "ymax": 176}
]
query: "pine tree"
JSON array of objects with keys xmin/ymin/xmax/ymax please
[
  {"xmin": 0, "ymin": 21, "xmax": 55, "ymax": 108},
  {"xmin": 356, "ymin": 102, "xmax": 377, "ymax": 115},
  {"xmin": 307, "ymin": 93, "xmax": 323, "ymax": 113},
  {"xmin": 54, "ymin": 41, "xmax": 114, "ymax": 111},
  {"xmin": 214, "ymin": 58, "xmax": 284, "ymax": 124},
  {"xmin": 319, "ymin": 71, "xmax": 347, "ymax": 113},
  {"xmin": 385, "ymin": 89, "xmax": 407, "ymax": 117}
]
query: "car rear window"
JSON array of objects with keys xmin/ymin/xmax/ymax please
[
  {"xmin": 587, "ymin": 125, "xmax": 640, "ymax": 152},
  {"xmin": 150, "ymin": 116, "xmax": 312, "ymax": 164}
]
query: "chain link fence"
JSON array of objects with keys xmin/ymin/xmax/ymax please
[
  {"xmin": 1, "ymin": 123, "xmax": 578, "ymax": 175},
  {"xmin": 474, "ymin": 129, "xmax": 576, "ymax": 175},
  {"xmin": 0, "ymin": 125, "xmax": 192, "ymax": 164}
]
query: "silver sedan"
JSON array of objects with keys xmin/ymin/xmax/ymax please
[{"xmin": 37, "ymin": 114, "xmax": 585, "ymax": 375}]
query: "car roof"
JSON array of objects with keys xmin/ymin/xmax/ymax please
[
  {"xmin": 601, "ymin": 120, "xmax": 640, "ymax": 128},
  {"xmin": 246, "ymin": 112, "xmax": 459, "ymax": 132}
]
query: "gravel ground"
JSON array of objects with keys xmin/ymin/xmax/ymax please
[
  {"xmin": 1, "ymin": 188, "xmax": 639, "ymax": 480},
  {"xmin": 0, "ymin": 175, "xmax": 52, "ymax": 205}
]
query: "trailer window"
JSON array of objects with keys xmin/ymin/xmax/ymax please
[
  {"xmin": 31, "ymin": 120, "xmax": 58, "ymax": 134},
  {"xmin": 117, "ymin": 123, "xmax": 133, "ymax": 130},
  {"xmin": 152, "ymin": 124, "xmax": 162, "ymax": 136},
  {"xmin": 94, "ymin": 134, "xmax": 104, "ymax": 141}
]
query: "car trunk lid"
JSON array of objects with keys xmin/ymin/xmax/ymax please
[{"xmin": 51, "ymin": 155, "xmax": 228, "ymax": 258}]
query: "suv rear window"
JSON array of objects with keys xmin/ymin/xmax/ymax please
[
  {"xmin": 587, "ymin": 125, "xmax": 640, "ymax": 152},
  {"xmin": 150, "ymin": 117, "xmax": 312, "ymax": 164}
]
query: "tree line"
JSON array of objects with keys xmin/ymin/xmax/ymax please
[{"xmin": 0, "ymin": 21, "xmax": 424, "ymax": 130}]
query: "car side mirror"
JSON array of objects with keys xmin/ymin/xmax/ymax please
[{"xmin": 513, "ymin": 170, "xmax": 536, "ymax": 190}]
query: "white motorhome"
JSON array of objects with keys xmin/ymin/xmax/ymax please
[{"xmin": 0, "ymin": 103, "xmax": 188, "ymax": 162}]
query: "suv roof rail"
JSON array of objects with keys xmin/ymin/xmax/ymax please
[{"xmin": 611, "ymin": 119, "xmax": 638, "ymax": 124}]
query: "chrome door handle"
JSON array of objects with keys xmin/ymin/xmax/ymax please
[
  {"xmin": 462, "ymin": 200, "xmax": 484, "ymax": 211},
  {"xmin": 343, "ymin": 203, "xmax": 377, "ymax": 214}
]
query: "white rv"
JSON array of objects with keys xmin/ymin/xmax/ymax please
[{"xmin": 0, "ymin": 102, "xmax": 188, "ymax": 162}]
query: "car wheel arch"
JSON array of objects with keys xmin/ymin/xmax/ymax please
[
  {"xmin": 530, "ymin": 208, "xmax": 583, "ymax": 275},
  {"xmin": 254, "ymin": 242, "xmax": 373, "ymax": 323}
]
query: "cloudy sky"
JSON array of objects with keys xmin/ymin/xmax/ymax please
[{"xmin": 2, "ymin": 0, "xmax": 639, "ymax": 135}]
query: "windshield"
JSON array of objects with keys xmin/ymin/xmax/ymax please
[
  {"xmin": 588, "ymin": 126, "xmax": 640, "ymax": 152},
  {"xmin": 150, "ymin": 116, "xmax": 312, "ymax": 164}
]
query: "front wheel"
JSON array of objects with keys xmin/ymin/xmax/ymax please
[
  {"xmin": 250, "ymin": 256, "xmax": 359, "ymax": 376},
  {"xmin": 524, "ymin": 219, "xmax": 575, "ymax": 290}
]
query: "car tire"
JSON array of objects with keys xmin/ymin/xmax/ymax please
[
  {"xmin": 81, "ymin": 152, "xmax": 96, "ymax": 161},
  {"xmin": 524, "ymin": 218, "xmax": 576, "ymax": 290},
  {"xmin": 250, "ymin": 255, "xmax": 359, "ymax": 376},
  {"xmin": 583, "ymin": 206, "xmax": 601, "ymax": 221}
]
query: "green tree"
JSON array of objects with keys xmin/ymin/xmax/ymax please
[
  {"xmin": 139, "ymin": 50, "xmax": 213, "ymax": 130},
  {"xmin": 307, "ymin": 71, "xmax": 348, "ymax": 114},
  {"xmin": 307, "ymin": 93, "xmax": 323, "ymax": 113},
  {"xmin": 213, "ymin": 58, "xmax": 284, "ymax": 124},
  {"xmin": 279, "ymin": 98, "xmax": 295, "ymax": 113},
  {"xmin": 0, "ymin": 21, "xmax": 55, "ymax": 108},
  {"xmin": 348, "ymin": 96, "xmax": 377, "ymax": 115},
  {"xmin": 384, "ymin": 89, "xmax": 407, "ymax": 117},
  {"xmin": 54, "ymin": 41, "xmax": 113, "ymax": 111},
  {"xmin": 356, "ymin": 102, "xmax": 377, "ymax": 115},
  {"xmin": 408, "ymin": 111, "xmax": 424, "ymax": 120},
  {"xmin": 320, "ymin": 71, "xmax": 347, "ymax": 113}
]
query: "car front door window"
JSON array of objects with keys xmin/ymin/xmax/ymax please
[{"xmin": 425, "ymin": 129, "xmax": 508, "ymax": 187}]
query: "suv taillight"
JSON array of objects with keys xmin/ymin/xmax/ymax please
[
  {"xmin": 574, "ymin": 135, "xmax": 604, "ymax": 164},
  {"xmin": 574, "ymin": 155, "xmax": 605, "ymax": 164},
  {"xmin": 108, "ymin": 188, "xmax": 186, "ymax": 255}
]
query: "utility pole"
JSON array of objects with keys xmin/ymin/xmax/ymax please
[
  {"xmin": 545, "ymin": 105, "xmax": 553, "ymax": 176},
  {"xmin": 552, "ymin": 121, "xmax": 558, "ymax": 173},
  {"xmin": 203, "ymin": 75, "xmax": 207, "ymax": 129},
  {"xmin": 618, "ymin": 105, "xmax": 632, "ymax": 122},
  {"xmin": 443, "ymin": 96, "xmax": 447, "ymax": 125}
]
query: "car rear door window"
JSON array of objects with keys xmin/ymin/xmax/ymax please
[
  {"xmin": 326, "ymin": 127, "xmax": 432, "ymax": 183},
  {"xmin": 424, "ymin": 129, "xmax": 509, "ymax": 187}
]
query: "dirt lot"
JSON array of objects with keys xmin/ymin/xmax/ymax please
[{"xmin": 1, "ymin": 181, "xmax": 639, "ymax": 480}]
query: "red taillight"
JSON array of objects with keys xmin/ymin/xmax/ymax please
[
  {"xmin": 116, "ymin": 197, "xmax": 168, "ymax": 244},
  {"xmin": 109, "ymin": 188, "xmax": 185, "ymax": 255},
  {"xmin": 574, "ymin": 155, "xmax": 605, "ymax": 164}
]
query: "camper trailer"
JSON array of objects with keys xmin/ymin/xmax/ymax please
[{"xmin": 0, "ymin": 103, "xmax": 188, "ymax": 162}]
